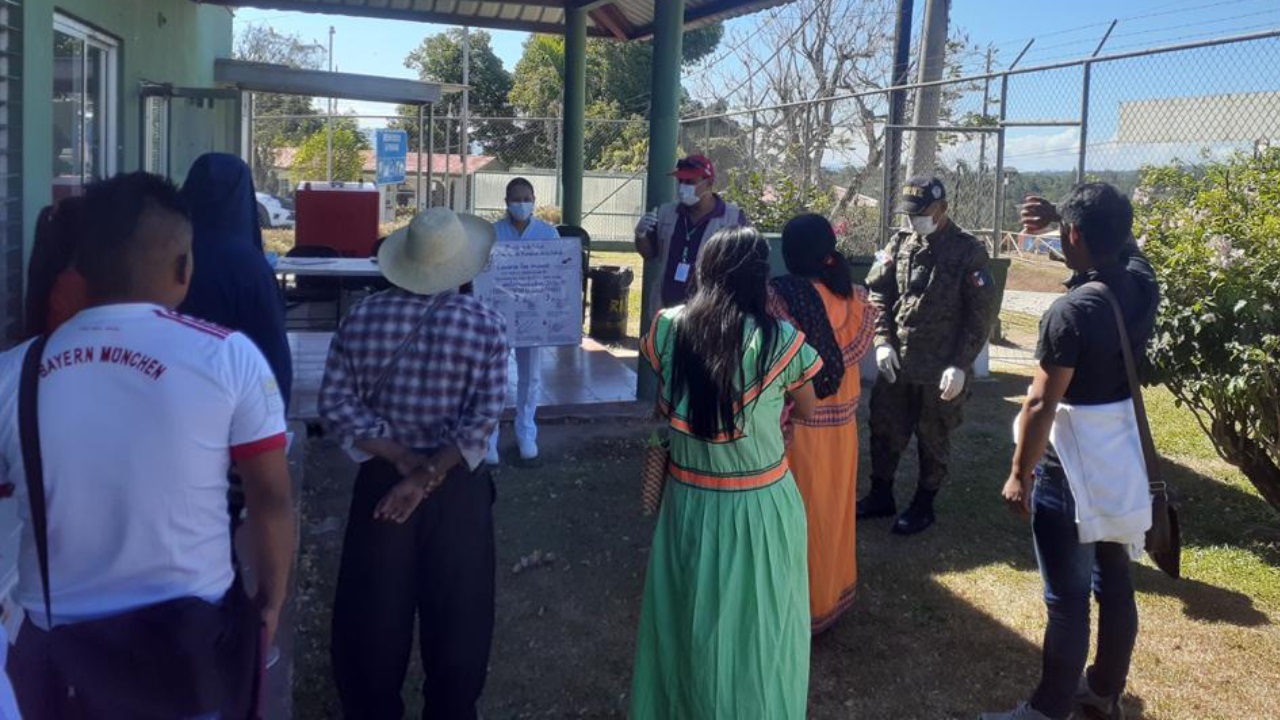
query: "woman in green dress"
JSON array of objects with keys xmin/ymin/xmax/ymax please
[{"xmin": 631, "ymin": 226, "xmax": 822, "ymax": 719}]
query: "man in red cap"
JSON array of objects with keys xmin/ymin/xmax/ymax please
[{"xmin": 634, "ymin": 155, "xmax": 749, "ymax": 321}]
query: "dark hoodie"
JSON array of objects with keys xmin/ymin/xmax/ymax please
[{"xmin": 178, "ymin": 153, "xmax": 293, "ymax": 408}]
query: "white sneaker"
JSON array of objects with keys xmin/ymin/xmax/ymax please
[{"xmin": 517, "ymin": 438, "xmax": 538, "ymax": 461}]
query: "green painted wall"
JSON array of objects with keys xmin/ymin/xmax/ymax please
[{"xmin": 21, "ymin": 0, "xmax": 233, "ymax": 250}]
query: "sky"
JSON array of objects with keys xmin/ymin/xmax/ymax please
[{"xmin": 231, "ymin": 0, "xmax": 1280, "ymax": 170}]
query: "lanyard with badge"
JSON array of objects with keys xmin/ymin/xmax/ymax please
[{"xmin": 674, "ymin": 215, "xmax": 707, "ymax": 284}]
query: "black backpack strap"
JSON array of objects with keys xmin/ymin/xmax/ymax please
[{"xmin": 18, "ymin": 336, "xmax": 52, "ymax": 624}]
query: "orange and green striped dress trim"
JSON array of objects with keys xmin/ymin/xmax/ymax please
[{"xmin": 640, "ymin": 307, "xmax": 822, "ymax": 491}]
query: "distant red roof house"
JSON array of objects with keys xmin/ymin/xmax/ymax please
[{"xmin": 273, "ymin": 148, "xmax": 498, "ymax": 176}]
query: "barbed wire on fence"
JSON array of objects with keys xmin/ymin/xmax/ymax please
[{"xmin": 251, "ymin": 29, "xmax": 1280, "ymax": 249}]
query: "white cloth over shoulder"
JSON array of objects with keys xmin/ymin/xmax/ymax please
[{"xmin": 1015, "ymin": 399, "xmax": 1152, "ymax": 558}]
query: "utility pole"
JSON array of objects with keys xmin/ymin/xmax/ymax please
[
  {"xmin": 326, "ymin": 25, "xmax": 334, "ymax": 182},
  {"xmin": 461, "ymin": 26, "xmax": 471, "ymax": 211},
  {"xmin": 908, "ymin": 0, "xmax": 950, "ymax": 178},
  {"xmin": 977, "ymin": 45, "xmax": 994, "ymax": 174},
  {"xmin": 879, "ymin": 0, "xmax": 914, "ymax": 243}
]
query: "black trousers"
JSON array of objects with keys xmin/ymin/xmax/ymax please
[
  {"xmin": 868, "ymin": 377, "xmax": 967, "ymax": 495},
  {"xmin": 331, "ymin": 457, "xmax": 496, "ymax": 720}
]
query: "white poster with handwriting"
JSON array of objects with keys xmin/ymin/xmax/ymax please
[{"xmin": 472, "ymin": 238, "xmax": 583, "ymax": 348}]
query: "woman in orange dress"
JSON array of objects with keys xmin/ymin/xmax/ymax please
[{"xmin": 767, "ymin": 213, "xmax": 877, "ymax": 634}]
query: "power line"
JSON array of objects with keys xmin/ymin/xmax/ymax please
[
  {"xmin": 684, "ymin": 0, "xmax": 838, "ymax": 119},
  {"xmin": 683, "ymin": 8, "xmax": 785, "ymax": 82}
]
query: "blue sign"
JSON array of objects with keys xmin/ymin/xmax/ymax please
[{"xmin": 375, "ymin": 129, "xmax": 408, "ymax": 185}]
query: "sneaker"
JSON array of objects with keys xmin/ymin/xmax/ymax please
[
  {"xmin": 517, "ymin": 438, "xmax": 538, "ymax": 461},
  {"xmin": 856, "ymin": 491, "xmax": 896, "ymax": 519},
  {"xmin": 1074, "ymin": 675, "xmax": 1124, "ymax": 720},
  {"xmin": 979, "ymin": 702, "xmax": 1054, "ymax": 720}
]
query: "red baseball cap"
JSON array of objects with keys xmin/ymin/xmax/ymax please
[{"xmin": 671, "ymin": 155, "xmax": 715, "ymax": 183}]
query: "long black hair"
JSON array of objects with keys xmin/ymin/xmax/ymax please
[
  {"xmin": 24, "ymin": 196, "xmax": 85, "ymax": 338},
  {"xmin": 780, "ymin": 213, "xmax": 853, "ymax": 297},
  {"xmin": 670, "ymin": 226, "xmax": 778, "ymax": 439}
]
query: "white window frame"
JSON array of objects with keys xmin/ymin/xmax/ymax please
[{"xmin": 52, "ymin": 14, "xmax": 119, "ymax": 182}]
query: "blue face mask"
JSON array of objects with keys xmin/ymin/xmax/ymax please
[{"xmin": 508, "ymin": 201, "xmax": 534, "ymax": 222}]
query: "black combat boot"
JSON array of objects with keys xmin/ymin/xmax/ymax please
[
  {"xmin": 856, "ymin": 480, "xmax": 897, "ymax": 519},
  {"xmin": 891, "ymin": 489, "xmax": 937, "ymax": 535}
]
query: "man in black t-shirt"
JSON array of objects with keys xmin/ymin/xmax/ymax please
[{"xmin": 983, "ymin": 184, "xmax": 1159, "ymax": 720}]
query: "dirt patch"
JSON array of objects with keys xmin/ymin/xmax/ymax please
[
  {"xmin": 292, "ymin": 421, "xmax": 656, "ymax": 719},
  {"xmin": 293, "ymin": 378, "xmax": 1280, "ymax": 719},
  {"xmin": 1004, "ymin": 255, "xmax": 1069, "ymax": 293}
]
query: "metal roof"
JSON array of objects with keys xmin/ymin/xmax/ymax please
[
  {"xmin": 195, "ymin": 1, "xmax": 793, "ymax": 40},
  {"xmin": 215, "ymin": 59, "xmax": 456, "ymax": 104}
]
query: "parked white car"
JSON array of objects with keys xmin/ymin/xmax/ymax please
[{"xmin": 256, "ymin": 192, "xmax": 295, "ymax": 229}]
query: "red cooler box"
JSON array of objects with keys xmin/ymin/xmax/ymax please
[{"xmin": 294, "ymin": 181, "xmax": 380, "ymax": 257}]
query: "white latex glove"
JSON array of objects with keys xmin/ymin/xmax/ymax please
[
  {"xmin": 635, "ymin": 211, "xmax": 658, "ymax": 238},
  {"xmin": 876, "ymin": 346, "xmax": 900, "ymax": 384},
  {"xmin": 939, "ymin": 366, "xmax": 966, "ymax": 401}
]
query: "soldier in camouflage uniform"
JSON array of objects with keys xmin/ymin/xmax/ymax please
[{"xmin": 860, "ymin": 176, "xmax": 995, "ymax": 535}]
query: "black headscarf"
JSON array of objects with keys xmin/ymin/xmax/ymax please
[
  {"xmin": 770, "ymin": 213, "xmax": 852, "ymax": 399},
  {"xmin": 178, "ymin": 153, "xmax": 292, "ymax": 407}
]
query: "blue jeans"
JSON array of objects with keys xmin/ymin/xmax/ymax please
[{"xmin": 1029, "ymin": 465, "xmax": 1139, "ymax": 719}]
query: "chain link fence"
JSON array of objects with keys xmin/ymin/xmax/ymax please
[
  {"xmin": 248, "ymin": 111, "xmax": 650, "ymax": 246},
  {"xmin": 249, "ymin": 30, "xmax": 1280, "ymax": 259},
  {"xmin": 683, "ymin": 29, "xmax": 1280, "ymax": 253}
]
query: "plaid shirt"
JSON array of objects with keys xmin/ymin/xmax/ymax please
[{"xmin": 319, "ymin": 288, "xmax": 508, "ymax": 469}]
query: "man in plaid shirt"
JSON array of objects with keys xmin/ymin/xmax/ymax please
[{"xmin": 319, "ymin": 208, "xmax": 506, "ymax": 719}]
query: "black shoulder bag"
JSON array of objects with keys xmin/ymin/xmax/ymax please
[
  {"xmin": 1085, "ymin": 282, "xmax": 1182, "ymax": 579},
  {"xmin": 13, "ymin": 338, "xmax": 264, "ymax": 718}
]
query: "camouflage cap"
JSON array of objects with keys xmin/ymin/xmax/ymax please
[{"xmin": 896, "ymin": 176, "xmax": 946, "ymax": 215}]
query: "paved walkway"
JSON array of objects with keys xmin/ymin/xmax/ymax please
[{"xmin": 1001, "ymin": 289, "xmax": 1061, "ymax": 317}]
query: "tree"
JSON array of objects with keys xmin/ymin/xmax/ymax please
[
  {"xmin": 689, "ymin": 0, "xmax": 979, "ymax": 213},
  {"xmin": 291, "ymin": 119, "xmax": 370, "ymax": 183},
  {"xmin": 506, "ymin": 26, "xmax": 723, "ymax": 169},
  {"xmin": 391, "ymin": 29, "xmax": 517, "ymax": 158},
  {"xmin": 235, "ymin": 25, "xmax": 326, "ymax": 193},
  {"xmin": 1135, "ymin": 150, "xmax": 1280, "ymax": 513}
]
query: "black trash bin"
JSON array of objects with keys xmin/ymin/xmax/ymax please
[{"xmin": 588, "ymin": 265, "xmax": 634, "ymax": 342}]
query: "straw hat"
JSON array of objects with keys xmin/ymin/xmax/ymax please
[{"xmin": 377, "ymin": 208, "xmax": 496, "ymax": 295}]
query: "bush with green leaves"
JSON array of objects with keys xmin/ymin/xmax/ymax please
[
  {"xmin": 1134, "ymin": 150, "xmax": 1280, "ymax": 512},
  {"xmin": 721, "ymin": 171, "xmax": 824, "ymax": 235}
]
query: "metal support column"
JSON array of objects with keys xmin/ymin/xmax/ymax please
[
  {"xmin": 1078, "ymin": 22, "xmax": 1116, "ymax": 183},
  {"xmin": 1077, "ymin": 63, "xmax": 1091, "ymax": 183},
  {"xmin": 427, "ymin": 103, "xmax": 435, "ymax": 208},
  {"xmin": 443, "ymin": 114, "xmax": 453, "ymax": 209},
  {"xmin": 461, "ymin": 26, "xmax": 472, "ymax": 211},
  {"xmin": 993, "ymin": 40, "xmax": 1033, "ymax": 251},
  {"xmin": 638, "ymin": 0, "xmax": 685, "ymax": 402},
  {"xmin": 417, "ymin": 105, "xmax": 425, "ymax": 210},
  {"xmin": 994, "ymin": 73, "xmax": 1010, "ymax": 245},
  {"xmin": 562, "ymin": 6, "xmax": 587, "ymax": 227}
]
